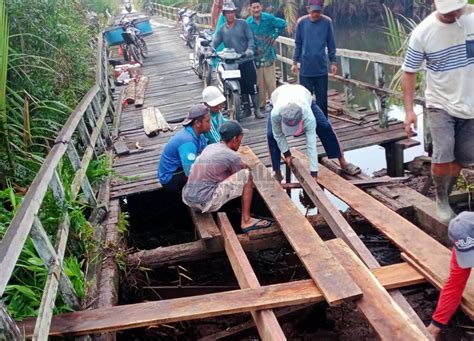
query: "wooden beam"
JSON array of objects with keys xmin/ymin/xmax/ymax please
[
  {"xmin": 291, "ymin": 150, "xmax": 474, "ymax": 319},
  {"xmin": 0, "ymin": 301, "xmax": 21, "ymax": 341},
  {"xmin": 217, "ymin": 213, "xmax": 286, "ymax": 341},
  {"xmin": 239, "ymin": 146, "xmax": 362, "ymax": 306},
  {"xmin": 189, "ymin": 209, "xmax": 223, "ymax": 253},
  {"xmin": 327, "ymin": 239, "xmax": 428, "ymax": 340}
]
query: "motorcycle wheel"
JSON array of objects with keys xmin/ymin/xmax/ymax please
[
  {"xmin": 227, "ymin": 91, "xmax": 242, "ymax": 121},
  {"xmin": 130, "ymin": 44, "xmax": 144, "ymax": 65},
  {"xmin": 188, "ymin": 34, "xmax": 196, "ymax": 50},
  {"xmin": 138, "ymin": 38, "xmax": 148, "ymax": 58},
  {"xmin": 122, "ymin": 45, "xmax": 130, "ymax": 62},
  {"xmin": 203, "ymin": 62, "xmax": 212, "ymax": 87}
]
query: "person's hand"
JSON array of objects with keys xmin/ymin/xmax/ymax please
[
  {"xmin": 285, "ymin": 155, "xmax": 294, "ymax": 167},
  {"xmin": 241, "ymin": 161, "xmax": 250, "ymax": 170},
  {"xmin": 330, "ymin": 64, "xmax": 337, "ymax": 76},
  {"xmin": 404, "ymin": 110, "xmax": 418, "ymax": 138},
  {"xmin": 245, "ymin": 49, "xmax": 254, "ymax": 58},
  {"xmin": 291, "ymin": 64, "xmax": 299, "ymax": 76}
]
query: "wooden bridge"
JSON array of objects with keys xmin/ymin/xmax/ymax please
[{"xmin": 1, "ymin": 10, "xmax": 474, "ymax": 341}]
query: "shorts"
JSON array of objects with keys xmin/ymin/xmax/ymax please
[
  {"xmin": 184, "ymin": 169, "xmax": 250, "ymax": 213},
  {"xmin": 429, "ymin": 108, "xmax": 474, "ymax": 165}
]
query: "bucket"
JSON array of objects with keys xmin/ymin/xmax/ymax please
[
  {"xmin": 134, "ymin": 18, "xmax": 153, "ymax": 36},
  {"xmin": 104, "ymin": 26, "xmax": 125, "ymax": 46}
]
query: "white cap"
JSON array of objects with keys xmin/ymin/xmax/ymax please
[
  {"xmin": 202, "ymin": 86, "xmax": 226, "ymax": 107},
  {"xmin": 435, "ymin": 0, "xmax": 467, "ymax": 14}
]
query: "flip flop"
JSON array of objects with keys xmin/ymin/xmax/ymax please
[
  {"xmin": 241, "ymin": 218, "xmax": 273, "ymax": 233},
  {"xmin": 342, "ymin": 163, "xmax": 361, "ymax": 176}
]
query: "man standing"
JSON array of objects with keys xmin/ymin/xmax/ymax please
[
  {"xmin": 247, "ymin": 0, "xmax": 287, "ymax": 111},
  {"xmin": 183, "ymin": 121, "xmax": 273, "ymax": 232},
  {"xmin": 212, "ymin": 1, "xmax": 265, "ymax": 119},
  {"xmin": 291, "ymin": 0, "xmax": 337, "ymax": 117},
  {"xmin": 158, "ymin": 104, "xmax": 211, "ymax": 192},
  {"xmin": 402, "ymin": 0, "xmax": 474, "ymax": 222},
  {"xmin": 268, "ymin": 84, "xmax": 360, "ymax": 182},
  {"xmin": 427, "ymin": 211, "xmax": 473, "ymax": 338},
  {"xmin": 202, "ymin": 86, "xmax": 227, "ymax": 144}
]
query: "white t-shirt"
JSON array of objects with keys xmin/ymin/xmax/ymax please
[{"xmin": 402, "ymin": 11, "xmax": 474, "ymax": 119}]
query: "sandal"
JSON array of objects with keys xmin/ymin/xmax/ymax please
[
  {"xmin": 342, "ymin": 163, "xmax": 361, "ymax": 176},
  {"xmin": 241, "ymin": 218, "xmax": 273, "ymax": 233}
]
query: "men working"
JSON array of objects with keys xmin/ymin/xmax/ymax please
[
  {"xmin": 158, "ymin": 104, "xmax": 211, "ymax": 192},
  {"xmin": 427, "ymin": 211, "xmax": 474, "ymax": 338},
  {"xmin": 268, "ymin": 84, "xmax": 360, "ymax": 182},
  {"xmin": 202, "ymin": 86, "xmax": 227, "ymax": 144},
  {"xmin": 183, "ymin": 121, "xmax": 273, "ymax": 232},
  {"xmin": 212, "ymin": 1, "xmax": 265, "ymax": 119},
  {"xmin": 291, "ymin": 0, "xmax": 337, "ymax": 117},
  {"xmin": 247, "ymin": 0, "xmax": 287, "ymax": 111},
  {"xmin": 402, "ymin": 0, "xmax": 474, "ymax": 222}
]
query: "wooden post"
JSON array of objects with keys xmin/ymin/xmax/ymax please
[
  {"xmin": 341, "ymin": 56, "xmax": 353, "ymax": 110},
  {"xmin": 374, "ymin": 62, "xmax": 388, "ymax": 129},
  {"xmin": 285, "ymin": 162, "xmax": 291, "ymax": 197},
  {"xmin": 0, "ymin": 301, "xmax": 21, "ymax": 341}
]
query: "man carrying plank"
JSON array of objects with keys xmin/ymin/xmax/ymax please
[
  {"xmin": 428, "ymin": 211, "xmax": 474, "ymax": 338},
  {"xmin": 183, "ymin": 121, "xmax": 273, "ymax": 232}
]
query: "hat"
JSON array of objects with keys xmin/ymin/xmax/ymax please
[
  {"xmin": 219, "ymin": 120, "xmax": 247, "ymax": 141},
  {"xmin": 202, "ymin": 86, "xmax": 226, "ymax": 107},
  {"xmin": 281, "ymin": 103, "xmax": 304, "ymax": 136},
  {"xmin": 307, "ymin": 0, "xmax": 324, "ymax": 11},
  {"xmin": 222, "ymin": 1, "xmax": 237, "ymax": 11},
  {"xmin": 448, "ymin": 211, "xmax": 474, "ymax": 268},
  {"xmin": 435, "ymin": 0, "xmax": 467, "ymax": 14},
  {"xmin": 182, "ymin": 103, "xmax": 209, "ymax": 126}
]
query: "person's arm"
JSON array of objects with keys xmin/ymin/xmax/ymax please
[
  {"xmin": 326, "ymin": 19, "xmax": 337, "ymax": 75},
  {"xmin": 292, "ymin": 20, "xmax": 303, "ymax": 75},
  {"xmin": 243, "ymin": 21, "xmax": 255, "ymax": 53},
  {"xmin": 212, "ymin": 26, "xmax": 223, "ymax": 49},
  {"xmin": 271, "ymin": 14, "xmax": 287, "ymax": 38},
  {"xmin": 178, "ymin": 142, "xmax": 199, "ymax": 176},
  {"xmin": 271, "ymin": 113, "xmax": 291, "ymax": 160},
  {"xmin": 303, "ymin": 109, "xmax": 318, "ymax": 177}
]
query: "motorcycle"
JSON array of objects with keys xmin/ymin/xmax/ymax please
[
  {"xmin": 178, "ymin": 9, "xmax": 198, "ymax": 49},
  {"xmin": 191, "ymin": 29, "xmax": 213, "ymax": 87},
  {"xmin": 119, "ymin": 17, "xmax": 148, "ymax": 65}
]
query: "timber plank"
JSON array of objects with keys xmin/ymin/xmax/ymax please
[
  {"xmin": 327, "ymin": 239, "xmax": 428, "ymax": 340},
  {"xmin": 239, "ymin": 146, "xmax": 362, "ymax": 305},
  {"xmin": 189, "ymin": 210, "xmax": 223, "ymax": 253},
  {"xmin": 217, "ymin": 213, "xmax": 286, "ymax": 341}
]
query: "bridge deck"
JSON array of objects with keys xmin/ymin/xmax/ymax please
[{"xmin": 110, "ymin": 16, "xmax": 407, "ymax": 199}]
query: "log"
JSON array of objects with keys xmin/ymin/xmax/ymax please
[
  {"xmin": 134, "ymin": 75, "xmax": 149, "ymax": 108},
  {"xmin": 123, "ymin": 81, "xmax": 136, "ymax": 104},
  {"xmin": 142, "ymin": 107, "xmax": 172, "ymax": 137}
]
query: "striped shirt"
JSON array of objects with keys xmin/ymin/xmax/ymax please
[
  {"xmin": 402, "ymin": 12, "xmax": 474, "ymax": 119},
  {"xmin": 204, "ymin": 111, "xmax": 227, "ymax": 144}
]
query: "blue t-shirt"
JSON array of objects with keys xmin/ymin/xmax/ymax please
[
  {"xmin": 158, "ymin": 126, "xmax": 207, "ymax": 184},
  {"xmin": 293, "ymin": 15, "xmax": 336, "ymax": 77}
]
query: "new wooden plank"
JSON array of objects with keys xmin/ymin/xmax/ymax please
[
  {"xmin": 290, "ymin": 150, "xmax": 474, "ymax": 318},
  {"xmin": 217, "ymin": 213, "xmax": 286, "ymax": 341},
  {"xmin": 327, "ymin": 239, "xmax": 428, "ymax": 340},
  {"xmin": 239, "ymin": 146, "xmax": 362, "ymax": 305},
  {"xmin": 189, "ymin": 209, "xmax": 223, "ymax": 253},
  {"xmin": 372, "ymin": 262, "xmax": 425, "ymax": 290}
]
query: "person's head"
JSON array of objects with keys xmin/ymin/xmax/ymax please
[
  {"xmin": 223, "ymin": 1, "xmax": 237, "ymax": 23},
  {"xmin": 280, "ymin": 103, "xmax": 304, "ymax": 137},
  {"xmin": 306, "ymin": 0, "xmax": 324, "ymax": 21},
  {"xmin": 250, "ymin": 0, "xmax": 262, "ymax": 19},
  {"xmin": 202, "ymin": 86, "xmax": 226, "ymax": 113},
  {"xmin": 219, "ymin": 120, "xmax": 246, "ymax": 151},
  {"xmin": 183, "ymin": 103, "xmax": 211, "ymax": 134},
  {"xmin": 434, "ymin": 0, "xmax": 467, "ymax": 23},
  {"xmin": 448, "ymin": 211, "xmax": 474, "ymax": 269}
]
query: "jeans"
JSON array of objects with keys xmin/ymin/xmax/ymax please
[
  {"xmin": 300, "ymin": 75, "xmax": 329, "ymax": 117},
  {"xmin": 267, "ymin": 101, "xmax": 342, "ymax": 172}
]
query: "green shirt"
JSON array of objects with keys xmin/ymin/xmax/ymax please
[{"xmin": 204, "ymin": 111, "xmax": 227, "ymax": 144}]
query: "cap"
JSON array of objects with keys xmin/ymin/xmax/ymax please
[
  {"xmin": 435, "ymin": 0, "xmax": 467, "ymax": 14},
  {"xmin": 182, "ymin": 103, "xmax": 209, "ymax": 126},
  {"xmin": 202, "ymin": 86, "xmax": 226, "ymax": 107},
  {"xmin": 448, "ymin": 211, "xmax": 474, "ymax": 269},
  {"xmin": 281, "ymin": 103, "xmax": 304, "ymax": 136},
  {"xmin": 307, "ymin": 0, "xmax": 324, "ymax": 11},
  {"xmin": 222, "ymin": 1, "xmax": 237, "ymax": 11},
  {"xmin": 219, "ymin": 120, "xmax": 247, "ymax": 141}
]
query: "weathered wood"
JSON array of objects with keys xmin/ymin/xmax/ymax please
[
  {"xmin": 327, "ymin": 239, "xmax": 428, "ymax": 340},
  {"xmin": 189, "ymin": 209, "xmax": 223, "ymax": 253},
  {"xmin": 349, "ymin": 177, "xmax": 408, "ymax": 187},
  {"xmin": 66, "ymin": 142, "xmax": 97, "ymax": 206},
  {"xmin": 113, "ymin": 137, "xmax": 129, "ymax": 156},
  {"xmin": 142, "ymin": 107, "xmax": 172, "ymax": 137},
  {"xmin": 217, "ymin": 213, "xmax": 286, "ymax": 341},
  {"xmin": 371, "ymin": 262, "xmax": 425, "ymax": 290},
  {"xmin": 123, "ymin": 80, "xmax": 136, "ymax": 104},
  {"xmin": 239, "ymin": 146, "xmax": 362, "ymax": 306},
  {"xmin": 134, "ymin": 75, "xmax": 149, "ymax": 108},
  {"xmin": 0, "ymin": 301, "xmax": 21, "ymax": 341},
  {"xmin": 19, "ymin": 280, "xmax": 326, "ymax": 337}
]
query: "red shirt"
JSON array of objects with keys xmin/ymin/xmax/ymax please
[{"xmin": 432, "ymin": 248, "xmax": 472, "ymax": 327}]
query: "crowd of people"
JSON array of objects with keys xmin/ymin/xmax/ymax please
[{"xmin": 157, "ymin": 0, "xmax": 474, "ymax": 337}]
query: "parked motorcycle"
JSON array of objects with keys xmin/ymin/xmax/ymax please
[
  {"xmin": 178, "ymin": 9, "xmax": 198, "ymax": 49},
  {"xmin": 119, "ymin": 17, "xmax": 148, "ymax": 65},
  {"xmin": 191, "ymin": 29, "xmax": 213, "ymax": 87}
]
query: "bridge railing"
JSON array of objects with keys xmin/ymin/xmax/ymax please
[{"xmin": 0, "ymin": 35, "xmax": 114, "ymax": 340}]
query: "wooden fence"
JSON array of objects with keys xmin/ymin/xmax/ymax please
[{"xmin": 0, "ymin": 35, "xmax": 114, "ymax": 340}]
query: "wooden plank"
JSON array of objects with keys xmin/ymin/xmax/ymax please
[
  {"xmin": 349, "ymin": 177, "xmax": 408, "ymax": 187},
  {"xmin": 217, "ymin": 213, "xmax": 286, "ymax": 341},
  {"xmin": 0, "ymin": 301, "xmax": 21, "ymax": 341},
  {"xmin": 189, "ymin": 209, "xmax": 223, "ymax": 253},
  {"xmin": 291, "ymin": 150, "xmax": 474, "ymax": 318},
  {"xmin": 19, "ymin": 280, "xmax": 325, "ymax": 337},
  {"xmin": 239, "ymin": 146, "xmax": 362, "ymax": 305},
  {"xmin": 135, "ymin": 75, "xmax": 149, "ymax": 108},
  {"xmin": 327, "ymin": 239, "xmax": 428, "ymax": 340},
  {"xmin": 113, "ymin": 137, "xmax": 130, "ymax": 156},
  {"xmin": 142, "ymin": 107, "xmax": 159, "ymax": 137},
  {"xmin": 372, "ymin": 262, "xmax": 425, "ymax": 290}
]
